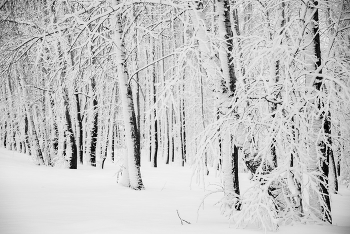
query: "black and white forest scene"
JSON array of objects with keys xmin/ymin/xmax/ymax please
[{"xmin": 1, "ymin": 0, "xmax": 350, "ymax": 233}]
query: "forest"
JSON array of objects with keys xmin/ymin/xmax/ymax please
[{"xmin": 0, "ymin": 0, "xmax": 350, "ymax": 231}]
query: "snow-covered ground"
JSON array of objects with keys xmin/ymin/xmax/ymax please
[{"xmin": 0, "ymin": 147, "xmax": 349, "ymax": 234}]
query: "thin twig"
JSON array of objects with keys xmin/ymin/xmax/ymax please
[
  {"xmin": 176, "ymin": 210, "xmax": 191, "ymax": 225},
  {"xmin": 128, "ymin": 52, "xmax": 176, "ymax": 84}
]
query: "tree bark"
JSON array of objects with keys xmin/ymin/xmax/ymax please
[
  {"xmin": 304, "ymin": 0, "xmax": 331, "ymax": 223},
  {"xmin": 216, "ymin": 0, "xmax": 241, "ymax": 210},
  {"xmin": 62, "ymin": 88, "xmax": 78, "ymax": 169},
  {"xmin": 152, "ymin": 33, "xmax": 158, "ymax": 168},
  {"xmin": 90, "ymin": 77, "xmax": 98, "ymax": 167},
  {"xmin": 75, "ymin": 93, "xmax": 84, "ymax": 164},
  {"xmin": 112, "ymin": 0, "xmax": 144, "ymax": 190}
]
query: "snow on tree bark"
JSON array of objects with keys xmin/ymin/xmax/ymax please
[
  {"xmin": 216, "ymin": 0, "xmax": 241, "ymax": 210},
  {"xmin": 190, "ymin": 0, "xmax": 241, "ymax": 210},
  {"xmin": 112, "ymin": 0, "xmax": 144, "ymax": 190},
  {"xmin": 303, "ymin": 0, "xmax": 331, "ymax": 223}
]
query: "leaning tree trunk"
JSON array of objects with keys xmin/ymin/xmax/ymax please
[{"xmin": 112, "ymin": 0, "xmax": 144, "ymax": 190}]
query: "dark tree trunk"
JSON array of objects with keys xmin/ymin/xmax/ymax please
[
  {"xmin": 171, "ymin": 105, "xmax": 175, "ymax": 163},
  {"xmin": 232, "ymin": 144, "xmax": 241, "ymax": 210},
  {"xmin": 30, "ymin": 113, "xmax": 45, "ymax": 165},
  {"xmin": 217, "ymin": 0, "xmax": 241, "ymax": 210},
  {"xmin": 310, "ymin": 1, "xmax": 332, "ymax": 223},
  {"xmin": 166, "ymin": 108, "xmax": 170, "ymax": 164},
  {"xmin": 24, "ymin": 114, "xmax": 31, "ymax": 155},
  {"xmin": 153, "ymin": 75, "xmax": 158, "ymax": 168},
  {"xmin": 75, "ymin": 93, "xmax": 84, "ymax": 164},
  {"xmin": 149, "ymin": 124, "xmax": 152, "ymax": 162},
  {"xmin": 129, "ymin": 84, "xmax": 142, "ymax": 169},
  {"xmin": 62, "ymin": 88, "xmax": 78, "ymax": 169},
  {"xmin": 134, "ymin": 5, "xmax": 141, "ymax": 167},
  {"xmin": 152, "ymin": 29, "xmax": 158, "ymax": 168},
  {"xmin": 49, "ymin": 96, "xmax": 59, "ymax": 153},
  {"xmin": 179, "ymin": 100, "xmax": 184, "ymax": 167},
  {"xmin": 318, "ymin": 113, "xmax": 332, "ymax": 222},
  {"xmin": 90, "ymin": 77, "xmax": 98, "ymax": 167},
  {"xmin": 182, "ymin": 83, "xmax": 186, "ymax": 166},
  {"xmin": 3, "ymin": 121, "xmax": 7, "ymax": 148},
  {"xmin": 217, "ymin": 109, "xmax": 222, "ymax": 169},
  {"xmin": 111, "ymin": 125, "xmax": 115, "ymax": 162},
  {"xmin": 329, "ymin": 136, "xmax": 338, "ymax": 193}
]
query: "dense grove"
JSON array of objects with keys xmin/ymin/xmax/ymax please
[{"xmin": 1, "ymin": 0, "xmax": 349, "ymax": 230}]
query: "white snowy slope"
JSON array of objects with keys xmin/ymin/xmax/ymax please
[{"xmin": 0, "ymin": 147, "xmax": 349, "ymax": 234}]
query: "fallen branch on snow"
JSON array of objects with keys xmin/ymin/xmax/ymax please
[{"xmin": 176, "ymin": 210, "xmax": 191, "ymax": 225}]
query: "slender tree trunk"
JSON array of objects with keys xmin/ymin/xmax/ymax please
[
  {"xmin": 179, "ymin": 99, "xmax": 184, "ymax": 166},
  {"xmin": 171, "ymin": 104, "xmax": 175, "ymax": 163},
  {"xmin": 151, "ymin": 25, "xmax": 158, "ymax": 168},
  {"xmin": 329, "ymin": 148, "xmax": 338, "ymax": 193},
  {"xmin": 75, "ymin": 93, "xmax": 84, "ymax": 164},
  {"xmin": 133, "ymin": 4, "xmax": 141, "ymax": 166},
  {"xmin": 200, "ymin": 75, "xmax": 209, "ymax": 174},
  {"xmin": 90, "ymin": 77, "xmax": 98, "ymax": 167},
  {"xmin": 181, "ymin": 82, "xmax": 186, "ymax": 166},
  {"xmin": 106, "ymin": 84, "xmax": 117, "ymax": 163},
  {"xmin": 146, "ymin": 36, "xmax": 152, "ymax": 163},
  {"xmin": 48, "ymin": 92, "xmax": 59, "ymax": 155},
  {"xmin": 166, "ymin": 108, "xmax": 170, "ymax": 164},
  {"xmin": 111, "ymin": 124, "xmax": 115, "ymax": 162},
  {"xmin": 24, "ymin": 114, "xmax": 31, "ymax": 155}
]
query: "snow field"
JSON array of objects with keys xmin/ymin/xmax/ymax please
[{"xmin": 0, "ymin": 147, "xmax": 349, "ymax": 234}]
